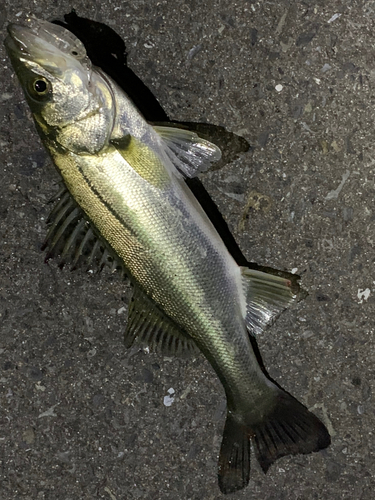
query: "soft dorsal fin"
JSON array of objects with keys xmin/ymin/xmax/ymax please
[
  {"xmin": 154, "ymin": 124, "xmax": 222, "ymax": 178},
  {"xmin": 241, "ymin": 267, "xmax": 300, "ymax": 335},
  {"xmin": 125, "ymin": 284, "xmax": 199, "ymax": 356},
  {"xmin": 43, "ymin": 185, "xmax": 124, "ymax": 273}
]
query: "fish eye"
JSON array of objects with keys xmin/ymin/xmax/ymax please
[
  {"xmin": 30, "ymin": 77, "xmax": 50, "ymax": 98},
  {"xmin": 34, "ymin": 79, "xmax": 47, "ymax": 93}
]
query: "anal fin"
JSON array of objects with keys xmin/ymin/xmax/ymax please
[{"xmin": 241, "ymin": 267, "xmax": 302, "ymax": 335}]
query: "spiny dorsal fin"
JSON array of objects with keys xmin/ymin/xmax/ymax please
[
  {"xmin": 43, "ymin": 186, "xmax": 124, "ymax": 273},
  {"xmin": 154, "ymin": 124, "xmax": 221, "ymax": 178},
  {"xmin": 241, "ymin": 267, "xmax": 300, "ymax": 336},
  {"xmin": 125, "ymin": 285, "xmax": 199, "ymax": 357}
]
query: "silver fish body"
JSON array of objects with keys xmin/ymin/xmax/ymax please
[{"xmin": 5, "ymin": 18, "xmax": 330, "ymax": 494}]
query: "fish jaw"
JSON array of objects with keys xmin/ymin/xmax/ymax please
[
  {"xmin": 4, "ymin": 20, "xmax": 115, "ymax": 153},
  {"xmin": 5, "ymin": 18, "xmax": 91, "ymax": 77}
]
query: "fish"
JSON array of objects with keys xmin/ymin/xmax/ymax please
[{"xmin": 4, "ymin": 18, "xmax": 330, "ymax": 494}]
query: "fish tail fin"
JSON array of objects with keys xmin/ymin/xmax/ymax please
[
  {"xmin": 218, "ymin": 412, "xmax": 250, "ymax": 494},
  {"xmin": 218, "ymin": 392, "xmax": 330, "ymax": 494},
  {"xmin": 251, "ymin": 392, "xmax": 330, "ymax": 473}
]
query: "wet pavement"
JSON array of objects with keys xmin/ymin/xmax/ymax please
[{"xmin": 0, "ymin": 1, "xmax": 374, "ymax": 499}]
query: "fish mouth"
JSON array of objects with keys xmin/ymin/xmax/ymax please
[
  {"xmin": 4, "ymin": 18, "xmax": 90, "ymax": 74},
  {"xmin": 6, "ymin": 18, "xmax": 77, "ymax": 54},
  {"xmin": 6, "ymin": 19, "xmax": 61, "ymax": 57},
  {"xmin": 4, "ymin": 23, "xmax": 29, "ymax": 57}
]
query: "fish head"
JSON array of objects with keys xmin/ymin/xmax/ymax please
[{"xmin": 5, "ymin": 18, "xmax": 114, "ymax": 153}]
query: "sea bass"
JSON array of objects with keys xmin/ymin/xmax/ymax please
[{"xmin": 4, "ymin": 18, "xmax": 330, "ymax": 493}]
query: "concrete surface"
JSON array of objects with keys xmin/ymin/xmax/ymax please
[{"xmin": 0, "ymin": 1, "xmax": 374, "ymax": 499}]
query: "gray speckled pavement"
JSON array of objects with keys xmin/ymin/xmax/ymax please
[{"xmin": 0, "ymin": 1, "xmax": 374, "ymax": 499}]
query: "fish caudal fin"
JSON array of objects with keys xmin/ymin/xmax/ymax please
[
  {"xmin": 218, "ymin": 392, "xmax": 330, "ymax": 494},
  {"xmin": 252, "ymin": 392, "xmax": 330, "ymax": 472},
  {"xmin": 218, "ymin": 413, "xmax": 250, "ymax": 494}
]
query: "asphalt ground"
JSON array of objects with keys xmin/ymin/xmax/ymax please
[{"xmin": 0, "ymin": 1, "xmax": 374, "ymax": 499}]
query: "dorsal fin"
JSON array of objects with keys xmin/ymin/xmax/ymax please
[
  {"xmin": 125, "ymin": 284, "xmax": 199, "ymax": 356},
  {"xmin": 43, "ymin": 186, "xmax": 124, "ymax": 273}
]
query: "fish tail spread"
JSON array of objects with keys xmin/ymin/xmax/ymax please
[{"xmin": 218, "ymin": 392, "xmax": 330, "ymax": 494}]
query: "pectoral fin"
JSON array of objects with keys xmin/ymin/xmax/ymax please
[
  {"xmin": 125, "ymin": 284, "xmax": 199, "ymax": 356},
  {"xmin": 111, "ymin": 135, "xmax": 171, "ymax": 189}
]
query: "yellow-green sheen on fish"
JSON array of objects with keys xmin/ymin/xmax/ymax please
[{"xmin": 4, "ymin": 18, "xmax": 330, "ymax": 494}]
